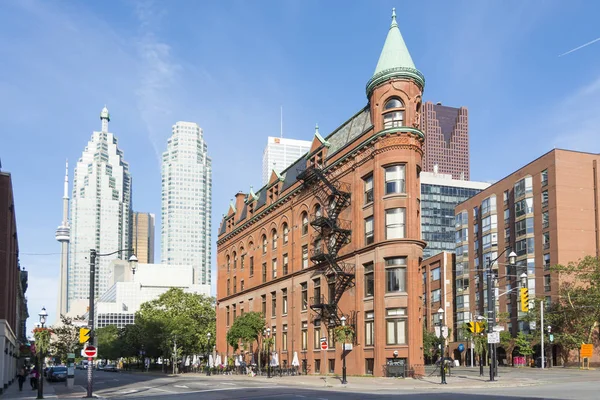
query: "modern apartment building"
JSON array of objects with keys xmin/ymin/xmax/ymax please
[
  {"xmin": 68, "ymin": 106, "xmax": 132, "ymax": 314},
  {"xmin": 421, "ymin": 169, "xmax": 489, "ymax": 258},
  {"xmin": 161, "ymin": 122, "xmax": 212, "ymax": 287},
  {"xmin": 132, "ymin": 212, "xmax": 155, "ymax": 264},
  {"xmin": 454, "ymin": 149, "xmax": 600, "ymax": 365},
  {"xmin": 0, "ymin": 170, "xmax": 29, "ymax": 393},
  {"xmin": 262, "ymin": 137, "xmax": 311, "ymax": 185},
  {"xmin": 421, "ymin": 102, "xmax": 470, "ymax": 180},
  {"xmin": 217, "ymin": 10, "xmax": 427, "ymax": 377}
]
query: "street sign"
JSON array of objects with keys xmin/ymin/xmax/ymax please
[
  {"xmin": 343, "ymin": 343, "xmax": 353, "ymax": 351},
  {"xmin": 581, "ymin": 344, "xmax": 593, "ymax": 358},
  {"xmin": 321, "ymin": 340, "xmax": 328, "ymax": 350},
  {"xmin": 493, "ymin": 326, "xmax": 505, "ymax": 332},
  {"xmin": 83, "ymin": 345, "xmax": 97, "ymax": 358},
  {"xmin": 458, "ymin": 344, "xmax": 465, "ymax": 352},
  {"xmin": 434, "ymin": 326, "xmax": 441, "ymax": 337},
  {"xmin": 549, "ymin": 334, "xmax": 554, "ymax": 343},
  {"xmin": 79, "ymin": 328, "xmax": 91, "ymax": 344},
  {"xmin": 487, "ymin": 332, "xmax": 500, "ymax": 344},
  {"xmin": 441, "ymin": 326, "xmax": 449, "ymax": 339}
]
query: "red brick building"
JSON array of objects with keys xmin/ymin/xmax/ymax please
[
  {"xmin": 0, "ymin": 170, "xmax": 28, "ymax": 393},
  {"xmin": 454, "ymin": 149, "xmax": 600, "ymax": 366},
  {"xmin": 216, "ymin": 10, "xmax": 429, "ymax": 377},
  {"xmin": 421, "ymin": 102, "xmax": 470, "ymax": 180}
]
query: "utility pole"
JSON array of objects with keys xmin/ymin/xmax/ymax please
[
  {"xmin": 486, "ymin": 257, "xmax": 496, "ymax": 381},
  {"xmin": 540, "ymin": 301, "xmax": 544, "ymax": 369},
  {"xmin": 86, "ymin": 249, "xmax": 96, "ymax": 398},
  {"xmin": 470, "ymin": 312, "xmax": 474, "ymax": 368}
]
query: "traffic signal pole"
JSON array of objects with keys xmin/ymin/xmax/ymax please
[{"xmin": 86, "ymin": 249, "xmax": 96, "ymax": 398}]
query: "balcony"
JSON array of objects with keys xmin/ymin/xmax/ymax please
[
  {"xmin": 543, "ymin": 242, "xmax": 550, "ymax": 250},
  {"xmin": 542, "ymin": 200, "xmax": 548, "ymax": 208}
]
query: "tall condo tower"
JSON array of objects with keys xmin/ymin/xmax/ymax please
[
  {"xmin": 67, "ymin": 106, "xmax": 132, "ymax": 314},
  {"xmin": 55, "ymin": 161, "xmax": 70, "ymax": 317},
  {"xmin": 261, "ymin": 137, "xmax": 311, "ymax": 185},
  {"xmin": 161, "ymin": 122, "xmax": 212, "ymax": 287}
]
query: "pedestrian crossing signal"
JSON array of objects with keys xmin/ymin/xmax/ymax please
[{"xmin": 520, "ymin": 288, "xmax": 529, "ymax": 312}]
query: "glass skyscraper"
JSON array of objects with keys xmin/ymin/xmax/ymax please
[
  {"xmin": 68, "ymin": 106, "xmax": 132, "ymax": 313},
  {"xmin": 161, "ymin": 121, "xmax": 212, "ymax": 287},
  {"xmin": 421, "ymin": 170, "xmax": 489, "ymax": 259},
  {"xmin": 262, "ymin": 136, "xmax": 311, "ymax": 185}
]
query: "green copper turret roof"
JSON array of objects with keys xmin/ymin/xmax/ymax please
[{"xmin": 366, "ymin": 8, "xmax": 425, "ymax": 95}]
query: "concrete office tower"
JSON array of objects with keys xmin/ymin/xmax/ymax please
[
  {"xmin": 55, "ymin": 161, "xmax": 70, "ymax": 317},
  {"xmin": 132, "ymin": 212, "xmax": 155, "ymax": 264},
  {"xmin": 421, "ymin": 168, "xmax": 490, "ymax": 258},
  {"xmin": 421, "ymin": 102, "xmax": 470, "ymax": 180},
  {"xmin": 161, "ymin": 122, "xmax": 212, "ymax": 287},
  {"xmin": 68, "ymin": 106, "xmax": 132, "ymax": 314},
  {"xmin": 262, "ymin": 137, "xmax": 311, "ymax": 185}
]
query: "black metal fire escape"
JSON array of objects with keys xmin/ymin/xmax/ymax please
[{"xmin": 297, "ymin": 164, "xmax": 355, "ymax": 327}]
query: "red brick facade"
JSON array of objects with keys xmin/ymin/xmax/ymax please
[{"xmin": 216, "ymin": 31, "xmax": 429, "ymax": 377}]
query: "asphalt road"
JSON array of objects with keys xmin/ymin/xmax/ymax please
[{"xmin": 58, "ymin": 368, "xmax": 600, "ymax": 400}]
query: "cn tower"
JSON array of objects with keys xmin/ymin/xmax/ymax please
[{"xmin": 55, "ymin": 160, "xmax": 70, "ymax": 316}]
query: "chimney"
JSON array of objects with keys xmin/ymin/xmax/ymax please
[
  {"xmin": 235, "ymin": 191, "xmax": 246, "ymax": 214},
  {"xmin": 436, "ymin": 102, "xmax": 442, "ymax": 105}
]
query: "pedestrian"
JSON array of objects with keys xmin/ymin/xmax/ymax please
[
  {"xmin": 17, "ymin": 367, "xmax": 26, "ymax": 391},
  {"xmin": 30, "ymin": 367, "xmax": 38, "ymax": 390}
]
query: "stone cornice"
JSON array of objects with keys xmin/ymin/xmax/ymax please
[{"xmin": 366, "ymin": 67, "xmax": 426, "ymax": 96}]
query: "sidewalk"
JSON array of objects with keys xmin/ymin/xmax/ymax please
[{"xmin": 0, "ymin": 382, "xmax": 56, "ymax": 399}]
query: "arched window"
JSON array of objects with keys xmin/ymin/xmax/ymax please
[
  {"xmin": 314, "ymin": 204, "xmax": 322, "ymax": 218},
  {"xmin": 233, "ymin": 251, "xmax": 237, "ymax": 269},
  {"xmin": 227, "ymin": 255, "xmax": 230, "ymax": 272},
  {"xmin": 301, "ymin": 212, "xmax": 309, "ymax": 235},
  {"xmin": 262, "ymin": 235, "xmax": 267, "ymax": 254},
  {"xmin": 240, "ymin": 247, "xmax": 245, "ymax": 269},
  {"xmin": 282, "ymin": 223, "xmax": 289, "ymax": 244},
  {"xmin": 272, "ymin": 229, "xmax": 278, "ymax": 250},
  {"xmin": 383, "ymin": 97, "xmax": 404, "ymax": 128}
]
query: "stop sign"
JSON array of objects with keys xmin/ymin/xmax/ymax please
[
  {"xmin": 321, "ymin": 341, "xmax": 328, "ymax": 350},
  {"xmin": 83, "ymin": 346, "xmax": 97, "ymax": 358}
]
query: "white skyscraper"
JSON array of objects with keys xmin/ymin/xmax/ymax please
[
  {"xmin": 262, "ymin": 136, "xmax": 311, "ymax": 185},
  {"xmin": 161, "ymin": 122, "xmax": 212, "ymax": 287},
  {"xmin": 67, "ymin": 106, "xmax": 132, "ymax": 314}
]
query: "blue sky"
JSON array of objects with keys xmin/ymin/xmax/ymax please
[{"xmin": 1, "ymin": 0, "xmax": 600, "ymax": 331}]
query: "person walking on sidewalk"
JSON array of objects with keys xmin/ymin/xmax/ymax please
[
  {"xmin": 30, "ymin": 367, "xmax": 39, "ymax": 390},
  {"xmin": 17, "ymin": 367, "xmax": 26, "ymax": 391}
]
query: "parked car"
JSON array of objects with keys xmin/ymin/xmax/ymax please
[
  {"xmin": 103, "ymin": 364, "xmax": 118, "ymax": 372},
  {"xmin": 76, "ymin": 361, "xmax": 88, "ymax": 370},
  {"xmin": 96, "ymin": 363, "xmax": 105, "ymax": 371},
  {"xmin": 48, "ymin": 366, "xmax": 68, "ymax": 382}
]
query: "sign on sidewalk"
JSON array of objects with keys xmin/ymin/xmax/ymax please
[{"xmin": 487, "ymin": 331, "xmax": 500, "ymax": 344}]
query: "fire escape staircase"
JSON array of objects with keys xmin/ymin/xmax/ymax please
[{"xmin": 297, "ymin": 164, "xmax": 355, "ymax": 328}]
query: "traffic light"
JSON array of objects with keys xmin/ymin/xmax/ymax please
[
  {"xmin": 475, "ymin": 322, "xmax": 483, "ymax": 334},
  {"xmin": 520, "ymin": 288, "xmax": 529, "ymax": 312},
  {"xmin": 79, "ymin": 327, "xmax": 91, "ymax": 344}
]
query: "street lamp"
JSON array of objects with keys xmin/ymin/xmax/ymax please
[
  {"xmin": 37, "ymin": 307, "xmax": 48, "ymax": 399},
  {"xmin": 485, "ymin": 249, "xmax": 517, "ymax": 382},
  {"xmin": 437, "ymin": 308, "xmax": 447, "ymax": 385},
  {"xmin": 129, "ymin": 254, "xmax": 139, "ymax": 275},
  {"xmin": 206, "ymin": 332, "xmax": 212, "ymax": 376},
  {"xmin": 340, "ymin": 316, "xmax": 348, "ymax": 384},
  {"xmin": 86, "ymin": 248, "xmax": 137, "ymax": 398},
  {"xmin": 266, "ymin": 328, "xmax": 271, "ymax": 378}
]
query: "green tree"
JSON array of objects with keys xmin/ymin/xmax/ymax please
[
  {"xmin": 514, "ymin": 331, "xmax": 535, "ymax": 364},
  {"xmin": 96, "ymin": 325, "xmax": 120, "ymax": 360},
  {"xmin": 136, "ymin": 288, "xmax": 215, "ymax": 364},
  {"xmin": 422, "ymin": 325, "xmax": 442, "ymax": 361},
  {"xmin": 500, "ymin": 331, "xmax": 516, "ymax": 366},
  {"xmin": 226, "ymin": 312, "xmax": 266, "ymax": 351},
  {"xmin": 50, "ymin": 316, "xmax": 81, "ymax": 363},
  {"xmin": 548, "ymin": 256, "xmax": 600, "ymax": 365}
]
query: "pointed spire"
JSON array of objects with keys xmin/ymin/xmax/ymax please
[
  {"xmin": 100, "ymin": 105, "xmax": 110, "ymax": 132},
  {"xmin": 63, "ymin": 159, "xmax": 69, "ymax": 199},
  {"xmin": 315, "ymin": 123, "xmax": 319, "ymax": 135},
  {"xmin": 366, "ymin": 8, "xmax": 425, "ymax": 95}
]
